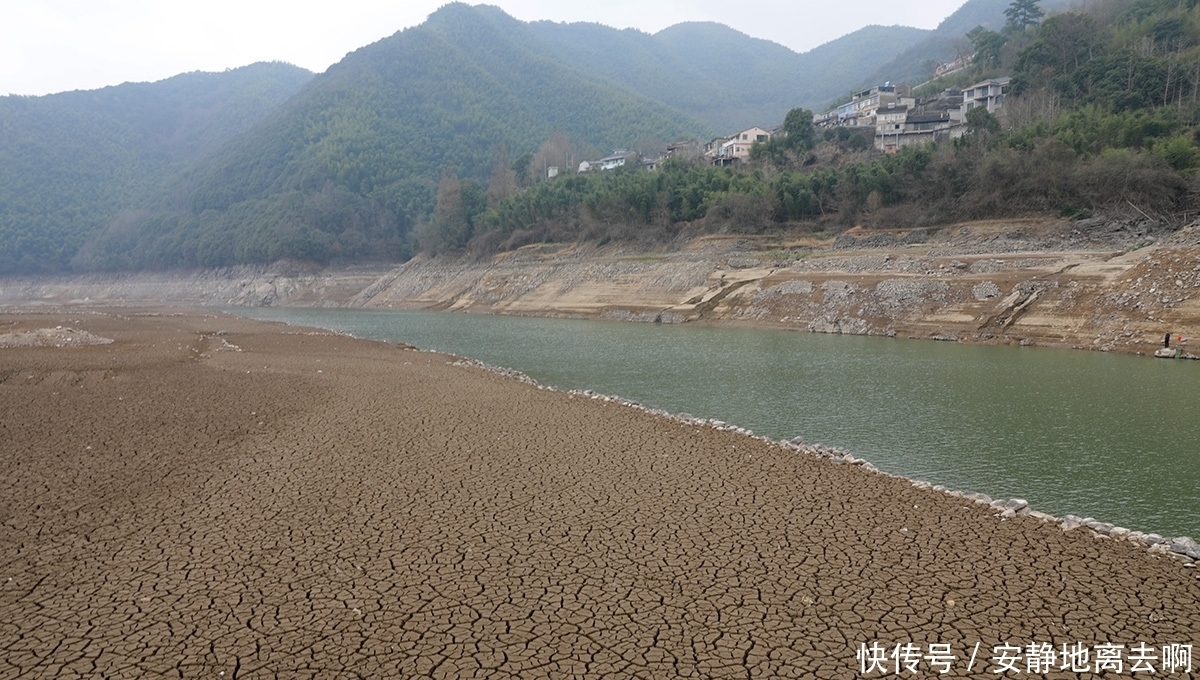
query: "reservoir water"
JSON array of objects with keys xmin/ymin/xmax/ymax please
[{"xmin": 233, "ymin": 308, "xmax": 1200, "ymax": 538}]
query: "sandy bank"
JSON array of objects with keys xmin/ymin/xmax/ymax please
[{"xmin": 1, "ymin": 308, "xmax": 1197, "ymax": 677}]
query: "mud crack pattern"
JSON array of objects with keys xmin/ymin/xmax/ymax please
[{"xmin": 1, "ymin": 310, "xmax": 1197, "ymax": 678}]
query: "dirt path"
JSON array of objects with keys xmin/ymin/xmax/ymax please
[{"xmin": 1, "ymin": 309, "xmax": 1198, "ymax": 678}]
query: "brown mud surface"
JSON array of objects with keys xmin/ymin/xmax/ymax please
[{"xmin": 2, "ymin": 309, "xmax": 1198, "ymax": 678}]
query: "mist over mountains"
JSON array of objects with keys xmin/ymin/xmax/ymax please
[
  {"xmin": 2, "ymin": 0, "xmax": 1029, "ymax": 273},
  {"xmin": 0, "ymin": 62, "xmax": 313, "ymax": 272}
]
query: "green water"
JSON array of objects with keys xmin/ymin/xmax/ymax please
[{"xmin": 233, "ymin": 308, "xmax": 1200, "ymax": 538}]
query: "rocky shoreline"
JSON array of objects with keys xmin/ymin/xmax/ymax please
[{"xmin": 447, "ymin": 354, "xmax": 1200, "ymax": 566}]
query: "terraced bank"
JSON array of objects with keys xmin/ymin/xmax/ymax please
[{"xmin": 4, "ymin": 218, "xmax": 1198, "ymax": 356}]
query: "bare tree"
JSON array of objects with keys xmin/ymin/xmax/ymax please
[
  {"xmin": 529, "ymin": 131, "xmax": 572, "ymax": 183},
  {"xmin": 487, "ymin": 145, "xmax": 519, "ymax": 209},
  {"xmin": 1003, "ymin": 87, "xmax": 1061, "ymax": 130}
]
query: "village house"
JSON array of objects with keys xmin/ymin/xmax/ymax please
[
  {"xmin": 934, "ymin": 54, "xmax": 970, "ymax": 78},
  {"xmin": 852, "ymin": 84, "xmax": 914, "ymax": 126},
  {"xmin": 875, "ymin": 104, "xmax": 908, "ymax": 152},
  {"xmin": 579, "ymin": 150, "xmax": 637, "ymax": 173},
  {"xmin": 866, "ymin": 85, "xmax": 967, "ymax": 151},
  {"xmin": 665, "ymin": 140, "xmax": 700, "ymax": 159},
  {"xmin": 875, "ymin": 105, "xmax": 908, "ymax": 134},
  {"xmin": 703, "ymin": 137, "xmax": 729, "ymax": 156},
  {"xmin": 875, "ymin": 110, "xmax": 965, "ymax": 152},
  {"xmin": 818, "ymin": 83, "xmax": 916, "ymax": 131},
  {"xmin": 712, "ymin": 126, "xmax": 772, "ymax": 163},
  {"xmin": 961, "ymin": 77, "xmax": 1010, "ymax": 117}
]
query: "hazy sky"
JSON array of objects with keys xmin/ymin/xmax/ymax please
[{"xmin": 3, "ymin": 0, "xmax": 968, "ymax": 97}]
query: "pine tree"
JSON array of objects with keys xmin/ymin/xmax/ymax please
[{"xmin": 1004, "ymin": 0, "xmax": 1045, "ymax": 32}]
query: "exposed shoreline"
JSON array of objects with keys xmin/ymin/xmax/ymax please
[
  {"xmin": 443, "ymin": 354, "xmax": 1200, "ymax": 563},
  {"xmin": 5, "ymin": 306, "xmax": 1194, "ymax": 677},
  {"xmin": 5, "ymin": 218, "xmax": 1200, "ymax": 359}
]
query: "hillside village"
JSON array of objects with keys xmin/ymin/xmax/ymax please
[
  {"xmin": 575, "ymin": 75, "xmax": 1010, "ymax": 174},
  {"xmin": 9, "ymin": 0, "xmax": 1196, "ymax": 274}
]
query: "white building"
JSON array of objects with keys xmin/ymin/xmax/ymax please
[{"xmin": 961, "ymin": 77, "xmax": 1011, "ymax": 118}]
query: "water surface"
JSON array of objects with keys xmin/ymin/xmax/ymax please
[{"xmin": 233, "ymin": 308, "xmax": 1200, "ymax": 538}]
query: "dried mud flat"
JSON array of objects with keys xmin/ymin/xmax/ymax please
[{"xmin": 1, "ymin": 309, "xmax": 1197, "ymax": 679}]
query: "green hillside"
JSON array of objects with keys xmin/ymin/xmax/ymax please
[
  {"xmin": 20, "ymin": 1, "xmax": 1152, "ymax": 275},
  {"xmin": 454, "ymin": 0, "xmax": 1200, "ymax": 254},
  {"xmin": 526, "ymin": 20, "xmax": 930, "ymax": 132},
  {"xmin": 75, "ymin": 3, "xmax": 711, "ymax": 270},
  {"xmin": 866, "ymin": 0, "xmax": 1073, "ymax": 87},
  {"xmin": 0, "ymin": 62, "xmax": 313, "ymax": 273}
]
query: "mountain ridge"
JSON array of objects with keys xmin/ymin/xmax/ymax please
[
  {"xmin": 0, "ymin": 61, "xmax": 314, "ymax": 273},
  {"xmin": 3, "ymin": 1, "xmax": 1008, "ymax": 274}
]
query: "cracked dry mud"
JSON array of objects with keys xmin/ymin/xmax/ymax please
[{"xmin": 1, "ymin": 310, "xmax": 1197, "ymax": 679}]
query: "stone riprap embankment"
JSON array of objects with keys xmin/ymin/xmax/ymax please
[{"xmin": 3, "ymin": 309, "xmax": 1196, "ymax": 678}]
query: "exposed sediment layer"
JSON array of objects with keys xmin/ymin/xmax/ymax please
[
  {"xmin": 4, "ymin": 218, "xmax": 1200, "ymax": 356},
  {"xmin": 2, "ymin": 309, "xmax": 1197, "ymax": 677}
]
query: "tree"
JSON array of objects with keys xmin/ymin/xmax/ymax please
[
  {"xmin": 1005, "ymin": 0, "xmax": 1045, "ymax": 32},
  {"xmin": 782, "ymin": 108, "xmax": 816, "ymax": 151},
  {"xmin": 512, "ymin": 153, "xmax": 533, "ymax": 188},
  {"xmin": 530, "ymin": 131, "xmax": 572, "ymax": 184},
  {"xmin": 487, "ymin": 145, "xmax": 519, "ymax": 209},
  {"xmin": 416, "ymin": 167, "xmax": 471, "ymax": 253},
  {"xmin": 966, "ymin": 106, "xmax": 1002, "ymax": 135},
  {"xmin": 969, "ymin": 27, "xmax": 1008, "ymax": 69},
  {"xmin": 1011, "ymin": 13, "xmax": 1103, "ymax": 97}
]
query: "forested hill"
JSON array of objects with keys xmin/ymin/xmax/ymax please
[
  {"xmin": 866, "ymin": 0, "xmax": 1073, "ymax": 86},
  {"xmin": 526, "ymin": 20, "xmax": 930, "ymax": 132},
  {"xmin": 73, "ymin": 3, "xmax": 713, "ymax": 271},
  {"xmin": 0, "ymin": 62, "xmax": 313, "ymax": 273}
]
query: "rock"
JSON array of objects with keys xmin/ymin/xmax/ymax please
[
  {"xmin": 832, "ymin": 234, "xmax": 860, "ymax": 249},
  {"xmin": 726, "ymin": 257, "xmax": 762, "ymax": 269},
  {"xmin": 1171, "ymin": 536, "xmax": 1197, "ymax": 548},
  {"xmin": 860, "ymin": 233, "xmax": 898, "ymax": 248},
  {"xmin": 1074, "ymin": 216, "xmax": 1109, "ymax": 231},
  {"xmin": 752, "ymin": 281, "xmax": 814, "ymax": 302},
  {"xmin": 875, "ymin": 279, "xmax": 949, "ymax": 303},
  {"xmin": 1061, "ymin": 515, "xmax": 1085, "ymax": 531},
  {"xmin": 972, "ymin": 281, "xmax": 1002, "ymax": 300}
]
